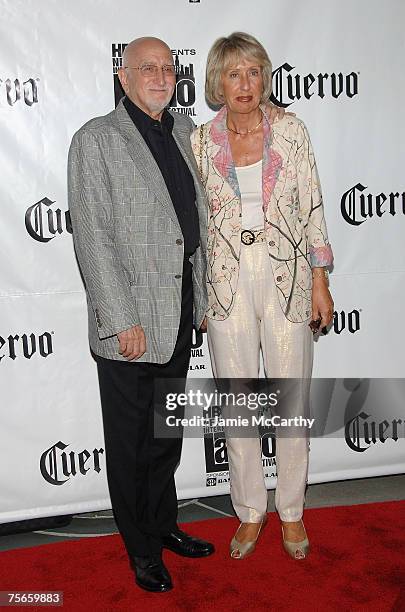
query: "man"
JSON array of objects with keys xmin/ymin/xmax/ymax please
[{"xmin": 68, "ymin": 37, "xmax": 212, "ymax": 593}]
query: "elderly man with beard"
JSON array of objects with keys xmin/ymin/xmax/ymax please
[{"xmin": 68, "ymin": 37, "xmax": 213, "ymax": 593}]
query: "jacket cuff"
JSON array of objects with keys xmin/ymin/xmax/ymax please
[
  {"xmin": 93, "ymin": 306, "xmax": 139, "ymax": 340},
  {"xmin": 310, "ymin": 244, "xmax": 334, "ymax": 268}
]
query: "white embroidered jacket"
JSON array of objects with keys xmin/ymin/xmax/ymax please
[{"xmin": 190, "ymin": 106, "xmax": 333, "ymax": 323}]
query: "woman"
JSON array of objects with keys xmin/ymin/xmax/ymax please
[{"xmin": 191, "ymin": 32, "xmax": 334, "ymax": 560}]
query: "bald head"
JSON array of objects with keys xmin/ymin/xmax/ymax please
[
  {"xmin": 122, "ymin": 37, "xmax": 171, "ymax": 67},
  {"xmin": 118, "ymin": 36, "xmax": 176, "ymax": 119}
]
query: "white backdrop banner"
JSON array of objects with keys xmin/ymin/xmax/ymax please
[{"xmin": 0, "ymin": 0, "xmax": 404, "ymax": 522}]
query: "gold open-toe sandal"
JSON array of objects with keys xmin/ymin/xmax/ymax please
[
  {"xmin": 281, "ymin": 522, "xmax": 309, "ymax": 560},
  {"xmin": 230, "ymin": 516, "xmax": 267, "ymax": 560}
]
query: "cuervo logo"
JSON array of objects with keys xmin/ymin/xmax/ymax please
[
  {"xmin": 0, "ymin": 78, "xmax": 39, "ymax": 106},
  {"xmin": 0, "ymin": 332, "xmax": 53, "ymax": 362},
  {"xmin": 341, "ymin": 183, "xmax": 405, "ymax": 226},
  {"xmin": 270, "ymin": 63, "xmax": 358, "ymax": 108},
  {"xmin": 40, "ymin": 441, "xmax": 105, "ymax": 485},
  {"xmin": 332, "ymin": 309, "xmax": 360, "ymax": 335},
  {"xmin": 25, "ymin": 197, "xmax": 72, "ymax": 243},
  {"xmin": 345, "ymin": 411, "xmax": 403, "ymax": 452}
]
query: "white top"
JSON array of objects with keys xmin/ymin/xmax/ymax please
[{"xmin": 235, "ymin": 159, "xmax": 263, "ymax": 231}]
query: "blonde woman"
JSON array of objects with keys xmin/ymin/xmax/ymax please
[{"xmin": 191, "ymin": 32, "xmax": 334, "ymax": 560}]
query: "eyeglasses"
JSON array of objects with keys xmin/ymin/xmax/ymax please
[{"xmin": 124, "ymin": 64, "xmax": 176, "ymax": 77}]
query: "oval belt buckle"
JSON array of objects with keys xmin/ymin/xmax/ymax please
[{"xmin": 241, "ymin": 230, "xmax": 255, "ymax": 245}]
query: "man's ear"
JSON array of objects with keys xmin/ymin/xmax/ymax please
[{"xmin": 117, "ymin": 68, "xmax": 128, "ymax": 95}]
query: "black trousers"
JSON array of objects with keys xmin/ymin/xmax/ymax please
[{"xmin": 96, "ymin": 259, "xmax": 193, "ymax": 557}]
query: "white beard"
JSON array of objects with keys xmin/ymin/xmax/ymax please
[{"xmin": 146, "ymin": 91, "xmax": 173, "ymax": 113}]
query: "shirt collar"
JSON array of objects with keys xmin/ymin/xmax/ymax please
[{"xmin": 123, "ymin": 96, "xmax": 174, "ymax": 136}]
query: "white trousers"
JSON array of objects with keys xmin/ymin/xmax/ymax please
[{"xmin": 207, "ymin": 241, "xmax": 313, "ymax": 523}]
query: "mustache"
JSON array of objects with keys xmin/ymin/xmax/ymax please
[{"xmin": 146, "ymin": 86, "xmax": 172, "ymax": 92}]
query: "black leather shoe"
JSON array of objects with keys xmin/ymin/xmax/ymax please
[
  {"xmin": 161, "ymin": 529, "xmax": 215, "ymax": 558},
  {"xmin": 130, "ymin": 555, "xmax": 173, "ymax": 592}
]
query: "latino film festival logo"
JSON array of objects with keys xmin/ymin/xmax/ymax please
[
  {"xmin": 0, "ymin": 77, "xmax": 39, "ymax": 107},
  {"xmin": 0, "ymin": 331, "xmax": 54, "ymax": 362},
  {"xmin": 189, "ymin": 327, "xmax": 205, "ymax": 372},
  {"xmin": 25, "ymin": 197, "xmax": 72, "ymax": 243},
  {"xmin": 345, "ymin": 412, "xmax": 403, "ymax": 453},
  {"xmin": 40, "ymin": 441, "xmax": 105, "ymax": 485},
  {"xmin": 270, "ymin": 63, "xmax": 358, "ymax": 108},
  {"xmin": 168, "ymin": 49, "xmax": 196, "ymax": 117},
  {"xmin": 341, "ymin": 183, "xmax": 405, "ymax": 226},
  {"xmin": 204, "ymin": 407, "xmax": 277, "ymax": 487},
  {"xmin": 112, "ymin": 43, "xmax": 196, "ymax": 116}
]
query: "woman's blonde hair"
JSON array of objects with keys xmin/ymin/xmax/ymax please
[{"xmin": 205, "ymin": 32, "xmax": 273, "ymax": 106}]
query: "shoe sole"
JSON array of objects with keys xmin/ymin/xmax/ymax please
[{"xmin": 135, "ymin": 580, "xmax": 173, "ymax": 593}]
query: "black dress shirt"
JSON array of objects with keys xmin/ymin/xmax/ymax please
[{"xmin": 123, "ymin": 96, "xmax": 200, "ymax": 256}]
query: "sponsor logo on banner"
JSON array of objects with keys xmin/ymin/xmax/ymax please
[
  {"xmin": 341, "ymin": 183, "xmax": 405, "ymax": 226},
  {"xmin": 0, "ymin": 332, "xmax": 54, "ymax": 362},
  {"xmin": 40, "ymin": 441, "xmax": 105, "ymax": 485},
  {"xmin": 112, "ymin": 43, "xmax": 197, "ymax": 116},
  {"xmin": 204, "ymin": 407, "xmax": 277, "ymax": 487},
  {"xmin": 270, "ymin": 63, "xmax": 358, "ymax": 108},
  {"xmin": 112, "ymin": 43, "xmax": 127, "ymax": 105},
  {"xmin": 345, "ymin": 412, "xmax": 403, "ymax": 452},
  {"xmin": 168, "ymin": 49, "xmax": 196, "ymax": 117},
  {"xmin": 0, "ymin": 77, "xmax": 39, "ymax": 107},
  {"xmin": 189, "ymin": 327, "xmax": 205, "ymax": 371},
  {"xmin": 330, "ymin": 309, "xmax": 361, "ymax": 335},
  {"xmin": 204, "ymin": 405, "xmax": 228, "ymax": 486},
  {"xmin": 25, "ymin": 197, "xmax": 72, "ymax": 243}
]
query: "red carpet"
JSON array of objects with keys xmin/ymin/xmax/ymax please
[{"xmin": 0, "ymin": 501, "xmax": 404, "ymax": 611}]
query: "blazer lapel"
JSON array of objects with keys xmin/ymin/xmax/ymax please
[
  {"xmin": 261, "ymin": 106, "xmax": 283, "ymax": 218},
  {"xmin": 110, "ymin": 100, "xmax": 181, "ymax": 230},
  {"xmin": 210, "ymin": 106, "xmax": 240, "ymax": 199},
  {"xmin": 171, "ymin": 118, "xmax": 202, "ymax": 196},
  {"xmin": 210, "ymin": 105, "xmax": 283, "ymax": 226}
]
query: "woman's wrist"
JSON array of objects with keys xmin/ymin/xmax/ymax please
[{"xmin": 312, "ymin": 268, "xmax": 329, "ymax": 286}]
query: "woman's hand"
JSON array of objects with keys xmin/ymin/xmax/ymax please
[
  {"xmin": 200, "ymin": 316, "xmax": 208, "ymax": 333},
  {"xmin": 311, "ymin": 271, "xmax": 334, "ymax": 331}
]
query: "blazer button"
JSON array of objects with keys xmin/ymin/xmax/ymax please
[
  {"xmin": 269, "ymin": 240, "xmax": 275, "ymax": 246},
  {"xmin": 176, "ymin": 239, "xmax": 183, "ymax": 245},
  {"xmin": 175, "ymin": 274, "xmax": 182, "ymax": 279},
  {"xmin": 276, "ymin": 275, "xmax": 283, "ymax": 282}
]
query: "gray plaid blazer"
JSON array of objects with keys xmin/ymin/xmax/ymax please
[{"xmin": 68, "ymin": 99, "xmax": 208, "ymax": 363}]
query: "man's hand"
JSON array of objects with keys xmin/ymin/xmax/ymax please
[
  {"xmin": 264, "ymin": 102, "xmax": 296, "ymax": 124},
  {"xmin": 200, "ymin": 317, "xmax": 207, "ymax": 333},
  {"xmin": 117, "ymin": 325, "xmax": 146, "ymax": 360}
]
